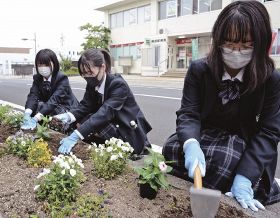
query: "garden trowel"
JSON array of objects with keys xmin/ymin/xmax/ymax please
[{"xmin": 190, "ymin": 166, "xmax": 221, "ymax": 218}]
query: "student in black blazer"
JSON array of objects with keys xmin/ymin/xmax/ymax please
[
  {"xmin": 21, "ymin": 49, "xmax": 79, "ymax": 130},
  {"xmin": 163, "ymin": 1, "xmax": 280, "ymax": 211},
  {"xmin": 55, "ymin": 48, "xmax": 152, "ymax": 155}
]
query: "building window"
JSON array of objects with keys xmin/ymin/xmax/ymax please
[
  {"xmin": 110, "ymin": 12, "xmax": 123, "ymax": 28},
  {"xmin": 199, "ymin": 0, "xmax": 222, "ymax": 13},
  {"xmin": 144, "ymin": 5, "xmax": 151, "ymax": 22},
  {"xmin": 129, "ymin": 45, "xmax": 138, "ymax": 60},
  {"xmin": 271, "ymin": 29, "xmax": 280, "ymax": 55},
  {"xmin": 159, "ymin": 0, "xmax": 176, "ymax": 20},
  {"xmin": 138, "ymin": 5, "xmax": 151, "ymax": 24},
  {"xmin": 124, "ymin": 10, "xmax": 130, "ymax": 26},
  {"xmin": 129, "ymin": 8, "xmax": 137, "ymax": 25},
  {"xmin": 116, "ymin": 47, "xmax": 124, "ymax": 59},
  {"xmin": 138, "ymin": 6, "xmax": 145, "ymax": 24},
  {"xmin": 114, "ymin": 5, "xmax": 150, "ymax": 27},
  {"xmin": 180, "ymin": 0, "xmax": 193, "ymax": 16},
  {"xmin": 123, "ymin": 46, "xmax": 130, "ymax": 56}
]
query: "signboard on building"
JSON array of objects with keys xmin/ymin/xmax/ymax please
[{"xmin": 176, "ymin": 38, "xmax": 192, "ymax": 45}]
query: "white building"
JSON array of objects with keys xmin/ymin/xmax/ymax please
[
  {"xmin": 0, "ymin": 47, "xmax": 33, "ymax": 75},
  {"xmin": 95, "ymin": 0, "xmax": 280, "ymax": 76}
]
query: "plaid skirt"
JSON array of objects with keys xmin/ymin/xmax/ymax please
[{"xmin": 162, "ymin": 128, "xmax": 280, "ymax": 205}]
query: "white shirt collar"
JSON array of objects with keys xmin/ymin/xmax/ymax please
[
  {"xmin": 95, "ymin": 73, "xmax": 106, "ymax": 95},
  {"xmin": 44, "ymin": 75, "xmax": 52, "ymax": 82},
  {"xmin": 222, "ymin": 68, "xmax": 244, "ymax": 82}
]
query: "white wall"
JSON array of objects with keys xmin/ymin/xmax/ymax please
[{"xmin": 0, "ymin": 53, "xmax": 33, "ymax": 75}]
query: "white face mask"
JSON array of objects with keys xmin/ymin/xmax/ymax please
[
  {"xmin": 222, "ymin": 48, "xmax": 253, "ymax": 69},
  {"xmin": 38, "ymin": 66, "xmax": 52, "ymax": 78}
]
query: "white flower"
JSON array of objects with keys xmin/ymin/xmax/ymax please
[
  {"xmin": 88, "ymin": 145, "xmax": 92, "ymax": 150},
  {"xmin": 21, "ymin": 141, "xmax": 26, "ymax": 147},
  {"xmin": 106, "ymin": 146, "xmax": 113, "ymax": 152},
  {"xmin": 77, "ymin": 162, "xmax": 84, "ymax": 169},
  {"xmin": 68, "ymin": 157, "xmax": 74, "ymax": 164},
  {"xmin": 121, "ymin": 146, "xmax": 130, "ymax": 152},
  {"xmin": 118, "ymin": 152, "xmax": 123, "ymax": 159},
  {"xmin": 117, "ymin": 140, "xmax": 123, "ymax": 148},
  {"xmin": 110, "ymin": 154, "xmax": 118, "ymax": 161},
  {"xmin": 99, "ymin": 145, "xmax": 105, "ymax": 150},
  {"xmin": 61, "ymin": 169, "xmax": 65, "ymax": 175},
  {"xmin": 158, "ymin": 161, "xmax": 168, "ymax": 172},
  {"xmin": 60, "ymin": 161, "xmax": 70, "ymax": 170},
  {"xmin": 34, "ymin": 185, "xmax": 40, "ymax": 191},
  {"xmin": 70, "ymin": 169, "xmax": 76, "ymax": 177},
  {"xmin": 36, "ymin": 168, "xmax": 51, "ymax": 178}
]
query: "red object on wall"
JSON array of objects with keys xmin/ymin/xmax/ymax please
[
  {"xmin": 269, "ymin": 31, "xmax": 277, "ymax": 54},
  {"xmin": 176, "ymin": 38, "xmax": 192, "ymax": 45}
]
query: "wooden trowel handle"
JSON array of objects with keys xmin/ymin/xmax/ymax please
[{"xmin": 194, "ymin": 166, "xmax": 202, "ymax": 189}]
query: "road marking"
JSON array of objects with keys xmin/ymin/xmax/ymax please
[
  {"xmin": 71, "ymin": 88, "xmax": 181, "ymax": 100},
  {"xmin": 134, "ymin": 93, "xmax": 181, "ymax": 100},
  {"xmin": 131, "ymin": 85, "xmax": 182, "ymax": 91}
]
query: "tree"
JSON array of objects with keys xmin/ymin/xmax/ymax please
[
  {"xmin": 59, "ymin": 54, "xmax": 73, "ymax": 71},
  {"xmin": 79, "ymin": 23, "xmax": 111, "ymax": 51}
]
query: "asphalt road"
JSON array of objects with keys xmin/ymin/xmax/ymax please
[{"xmin": 0, "ymin": 75, "xmax": 279, "ymax": 179}]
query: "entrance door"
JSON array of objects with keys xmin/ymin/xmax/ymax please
[{"xmin": 176, "ymin": 46, "xmax": 186, "ymax": 69}]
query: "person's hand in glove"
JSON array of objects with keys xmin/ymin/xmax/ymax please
[
  {"xmin": 184, "ymin": 139, "xmax": 206, "ymax": 178},
  {"xmin": 225, "ymin": 174, "xmax": 265, "ymax": 212},
  {"xmin": 21, "ymin": 113, "xmax": 37, "ymax": 130},
  {"xmin": 54, "ymin": 112, "xmax": 72, "ymax": 124},
  {"xmin": 58, "ymin": 131, "xmax": 80, "ymax": 154}
]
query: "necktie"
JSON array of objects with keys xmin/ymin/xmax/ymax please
[
  {"xmin": 42, "ymin": 81, "xmax": 51, "ymax": 101},
  {"xmin": 218, "ymin": 79, "xmax": 241, "ymax": 104},
  {"xmin": 95, "ymin": 91, "xmax": 103, "ymax": 107}
]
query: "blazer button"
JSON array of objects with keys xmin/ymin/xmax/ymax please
[{"xmin": 116, "ymin": 124, "xmax": 119, "ymax": 128}]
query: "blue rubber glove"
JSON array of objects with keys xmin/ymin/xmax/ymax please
[
  {"xmin": 58, "ymin": 131, "xmax": 80, "ymax": 154},
  {"xmin": 225, "ymin": 174, "xmax": 265, "ymax": 212},
  {"xmin": 183, "ymin": 140, "xmax": 206, "ymax": 178},
  {"xmin": 21, "ymin": 115, "xmax": 37, "ymax": 130},
  {"xmin": 54, "ymin": 113, "xmax": 71, "ymax": 124}
]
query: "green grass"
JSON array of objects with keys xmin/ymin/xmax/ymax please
[{"xmin": 64, "ymin": 67, "xmax": 79, "ymax": 77}]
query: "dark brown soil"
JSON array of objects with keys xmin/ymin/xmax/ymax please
[
  {"xmin": 0, "ymin": 124, "xmax": 251, "ymax": 218},
  {"xmin": 0, "ymin": 124, "xmax": 19, "ymax": 143}
]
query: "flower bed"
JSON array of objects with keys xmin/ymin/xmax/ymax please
[{"xmin": 0, "ymin": 105, "xmax": 253, "ymax": 217}]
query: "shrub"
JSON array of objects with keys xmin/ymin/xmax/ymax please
[
  {"xmin": 135, "ymin": 149, "xmax": 172, "ymax": 192},
  {"xmin": 0, "ymin": 105, "xmax": 12, "ymax": 123},
  {"xmin": 3, "ymin": 112, "xmax": 23, "ymax": 128},
  {"xmin": 27, "ymin": 138, "xmax": 52, "ymax": 167},
  {"xmin": 36, "ymin": 116, "xmax": 51, "ymax": 140},
  {"xmin": 46, "ymin": 193, "xmax": 110, "ymax": 217},
  {"xmin": 64, "ymin": 67, "xmax": 79, "ymax": 76},
  {"xmin": 6, "ymin": 130, "xmax": 34, "ymax": 159},
  {"xmin": 35, "ymin": 153, "xmax": 85, "ymax": 206},
  {"xmin": 90, "ymin": 137, "xmax": 134, "ymax": 179}
]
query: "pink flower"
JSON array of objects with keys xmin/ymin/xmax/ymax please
[{"xmin": 158, "ymin": 161, "xmax": 167, "ymax": 172}]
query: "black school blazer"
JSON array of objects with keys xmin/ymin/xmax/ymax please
[
  {"xmin": 176, "ymin": 58, "xmax": 280, "ymax": 197},
  {"xmin": 25, "ymin": 71, "xmax": 79, "ymax": 115},
  {"xmin": 71, "ymin": 73, "xmax": 152, "ymax": 154}
]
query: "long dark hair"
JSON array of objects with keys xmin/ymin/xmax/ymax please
[
  {"xmin": 207, "ymin": 0, "xmax": 274, "ymax": 93},
  {"xmin": 78, "ymin": 48, "xmax": 111, "ymax": 76},
  {"xmin": 35, "ymin": 49, "xmax": 60, "ymax": 75}
]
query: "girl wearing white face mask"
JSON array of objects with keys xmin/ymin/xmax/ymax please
[
  {"xmin": 21, "ymin": 49, "xmax": 79, "ymax": 130},
  {"xmin": 163, "ymin": 0, "xmax": 280, "ymax": 212}
]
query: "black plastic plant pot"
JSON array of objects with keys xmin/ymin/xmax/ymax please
[{"xmin": 139, "ymin": 183, "xmax": 157, "ymax": 200}]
